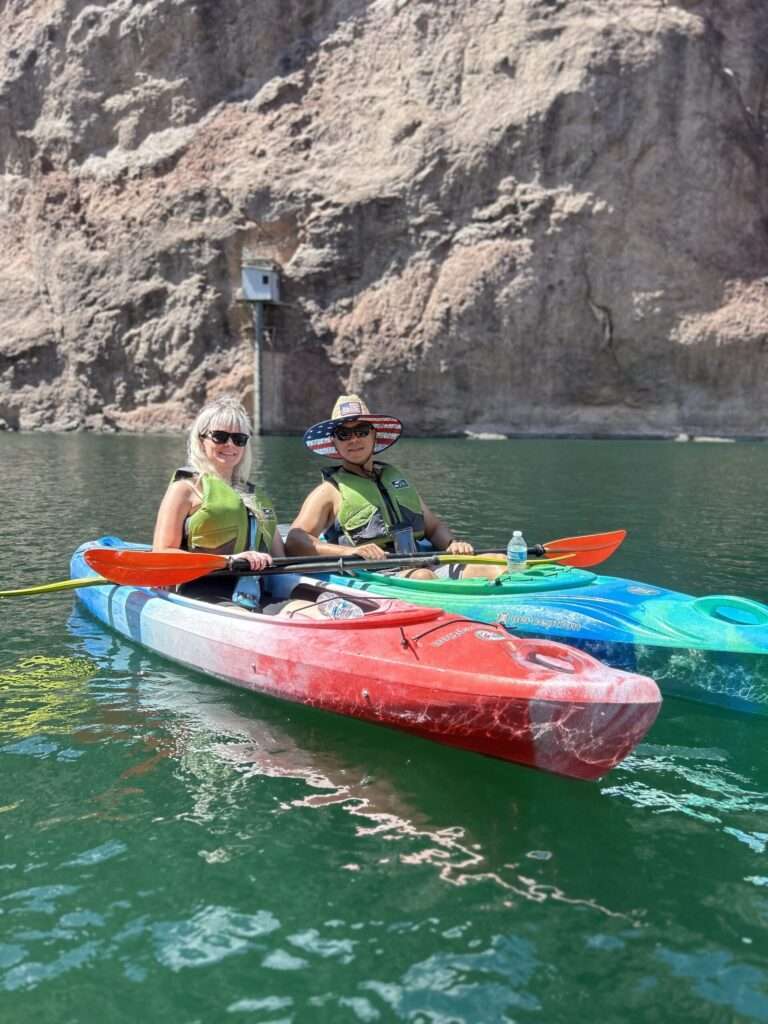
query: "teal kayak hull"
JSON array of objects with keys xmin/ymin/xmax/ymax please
[{"xmin": 325, "ymin": 564, "xmax": 768, "ymax": 714}]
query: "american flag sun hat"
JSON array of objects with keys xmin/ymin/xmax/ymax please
[{"xmin": 303, "ymin": 394, "xmax": 403, "ymax": 458}]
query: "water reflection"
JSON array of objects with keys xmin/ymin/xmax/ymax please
[
  {"xmin": 63, "ymin": 607, "xmax": 631, "ymax": 921},
  {"xmin": 1, "ymin": 605, "xmax": 766, "ymax": 1016},
  {"xmin": 603, "ymin": 713, "xmax": 768, "ymax": 865},
  {"xmin": 0, "ymin": 655, "xmax": 97, "ymax": 743},
  {"xmin": 64, "ymin": 604, "xmax": 768, "ymax": 925}
]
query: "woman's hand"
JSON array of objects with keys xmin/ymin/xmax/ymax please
[
  {"xmin": 445, "ymin": 539, "xmax": 474, "ymax": 555},
  {"xmin": 233, "ymin": 550, "xmax": 274, "ymax": 570}
]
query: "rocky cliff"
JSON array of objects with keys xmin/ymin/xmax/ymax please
[{"xmin": 1, "ymin": 0, "xmax": 767, "ymax": 436}]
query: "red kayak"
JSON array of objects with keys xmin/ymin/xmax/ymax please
[{"xmin": 71, "ymin": 539, "xmax": 661, "ymax": 780}]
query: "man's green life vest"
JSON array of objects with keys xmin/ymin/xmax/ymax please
[
  {"xmin": 173, "ymin": 469, "xmax": 277, "ymax": 555},
  {"xmin": 322, "ymin": 463, "xmax": 425, "ymax": 548}
]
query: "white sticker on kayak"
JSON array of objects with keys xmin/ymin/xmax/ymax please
[
  {"xmin": 431, "ymin": 624, "xmax": 476, "ymax": 647},
  {"xmin": 474, "ymin": 630, "xmax": 507, "ymax": 641},
  {"xmin": 627, "ymin": 585, "xmax": 660, "ymax": 596},
  {"xmin": 499, "ymin": 609, "xmax": 587, "ymax": 632}
]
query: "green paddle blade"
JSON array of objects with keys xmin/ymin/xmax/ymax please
[{"xmin": 0, "ymin": 576, "xmax": 111, "ymax": 598}]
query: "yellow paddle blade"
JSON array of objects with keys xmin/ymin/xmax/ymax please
[{"xmin": 0, "ymin": 577, "xmax": 111, "ymax": 598}]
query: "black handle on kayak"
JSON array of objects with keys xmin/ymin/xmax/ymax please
[{"xmin": 528, "ymin": 545, "xmax": 546, "ymax": 558}]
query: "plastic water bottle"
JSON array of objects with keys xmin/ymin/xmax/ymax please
[
  {"xmin": 506, "ymin": 530, "xmax": 528, "ymax": 573},
  {"xmin": 316, "ymin": 594, "xmax": 364, "ymax": 619}
]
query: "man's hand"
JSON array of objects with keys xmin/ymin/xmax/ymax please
[{"xmin": 445, "ymin": 539, "xmax": 474, "ymax": 555}]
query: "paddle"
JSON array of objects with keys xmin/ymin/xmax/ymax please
[
  {"xmin": 529, "ymin": 529, "xmax": 626, "ymax": 569},
  {"xmin": 82, "ymin": 549, "xmax": 461, "ymax": 587},
  {"xmin": 0, "ymin": 530, "xmax": 625, "ymax": 598},
  {"xmin": 0, "ymin": 553, "xmax": 561, "ymax": 598},
  {"xmin": 82, "ymin": 529, "xmax": 625, "ymax": 587}
]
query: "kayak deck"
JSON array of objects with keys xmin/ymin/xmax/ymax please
[{"xmin": 330, "ymin": 565, "xmax": 768, "ymax": 714}]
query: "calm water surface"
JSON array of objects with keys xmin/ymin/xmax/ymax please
[{"xmin": 1, "ymin": 434, "xmax": 767, "ymax": 1023}]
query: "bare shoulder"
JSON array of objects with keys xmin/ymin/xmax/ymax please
[
  {"xmin": 161, "ymin": 477, "xmax": 198, "ymax": 511},
  {"xmin": 303, "ymin": 480, "xmax": 337, "ymax": 506},
  {"xmin": 292, "ymin": 480, "xmax": 338, "ymax": 530}
]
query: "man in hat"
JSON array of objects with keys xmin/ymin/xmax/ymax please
[{"xmin": 286, "ymin": 395, "xmax": 501, "ymax": 578}]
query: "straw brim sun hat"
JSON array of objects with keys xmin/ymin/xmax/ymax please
[{"xmin": 303, "ymin": 394, "xmax": 402, "ymax": 458}]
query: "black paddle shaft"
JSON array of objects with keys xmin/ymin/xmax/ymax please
[
  {"xmin": 220, "ymin": 555, "xmax": 442, "ymax": 577},
  {"xmin": 222, "ymin": 546, "xmax": 541, "ymax": 577}
]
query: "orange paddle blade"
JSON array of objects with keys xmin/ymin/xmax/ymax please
[
  {"xmin": 84, "ymin": 548, "xmax": 229, "ymax": 586},
  {"xmin": 541, "ymin": 530, "xmax": 626, "ymax": 568}
]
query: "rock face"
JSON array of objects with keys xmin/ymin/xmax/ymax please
[{"xmin": 1, "ymin": 0, "xmax": 767, "ymax": 436}]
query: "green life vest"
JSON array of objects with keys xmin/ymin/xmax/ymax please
[
  {"xmin": 323, "ymin": 462, "xmax": 425, "ymax": 548},
  {"xmin": 173, "ymin": 469, "xmax": 277, "ymax": 555}
]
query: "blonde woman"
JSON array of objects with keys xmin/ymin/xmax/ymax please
[{"xmin": 153, "ymin": 396, "xmax": 285, "ymax": 605}]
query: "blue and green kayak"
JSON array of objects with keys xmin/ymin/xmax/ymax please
[{"xmin": 325, "ymin": 563, "xmax": 768, "ymax": 714}]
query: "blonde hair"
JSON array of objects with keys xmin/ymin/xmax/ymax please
[{"xmin": 187, "ymin": 397, "xmax": 253, "ymax": 487}]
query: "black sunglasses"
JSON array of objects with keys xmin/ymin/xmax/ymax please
[
  {"xmin": 203, "ymin": 430, "xmax": 250, "ymax": 447},
  {"xmin": 332, "ymin": 424, "xmax": 374, "ymax": 441}
]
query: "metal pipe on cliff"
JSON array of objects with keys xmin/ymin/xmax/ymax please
[
  {"xmin": 240, "ymin": 259, "xmax": 281, "ymax": 435},
  {"xmin": 251, "ymin": 299, "xmax": 264, "ymax": 434}
]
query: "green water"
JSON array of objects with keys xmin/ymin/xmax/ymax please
[{"xmin": 1, "ymin": 433, "xmax": 767, "ymax": 1023}]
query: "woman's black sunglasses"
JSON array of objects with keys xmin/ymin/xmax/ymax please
[
  {"xmin": 332, "ymin": 424, "xmax": 374, "ymax": 441},
  {"xmin": 203, "ymin": 430, "xmax": 250, "ymax": 447}
]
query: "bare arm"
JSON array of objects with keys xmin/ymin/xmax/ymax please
[
  {"xmin": 286, "ymin": 482, "xmax": 389, "ymax": 559},
  {"xmin": 422, "ymin": 500, "xmax": 474, "ymax": 554},
  {"xmin": 422, "ymin": 500, "xmax": 507, "ymax": 579},
  {"xmin": 270, "ymin": 528, "xmax": 286, "ymax": 558},
  {"xmin": 153, "ymin": 480, "xmax": 196, "ymax": 553}
]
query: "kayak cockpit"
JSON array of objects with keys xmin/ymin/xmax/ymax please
[{"xmin": 345, "ymin": 562, "xmax": 597, "ymax": 596}]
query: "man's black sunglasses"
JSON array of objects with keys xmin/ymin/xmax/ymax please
[
  {"xmin": 332, "ymin": 424, "xmax": 374, "ymax": 441},
  {"xmin": 203, "ymin": 430, "xmax": 250, "ymax": 447}
]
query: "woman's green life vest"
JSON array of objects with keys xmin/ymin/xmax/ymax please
[
  {"xmin": 323, "ymin": 463, "xmax": 426, "ymax": 548},
  {"xmin": 173, "ymin": 469, "xmax": 277, "ymax": 555}
]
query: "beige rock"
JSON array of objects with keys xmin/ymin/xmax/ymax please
[{"xmin": 1, "ymin": 0, "xmax": 767, "ymax": 436}]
